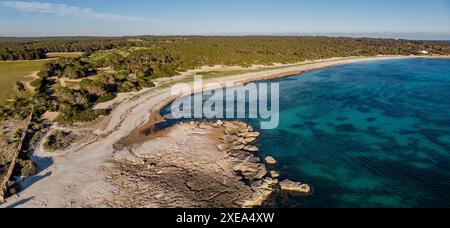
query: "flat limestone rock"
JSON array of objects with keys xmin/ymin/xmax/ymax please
[
  {"xmin": 270, "ymin": 171, "xmax": 280, "ymax": 179},
  {"xmin": 224, "ymin": 122, "xmax": 249, "ymax": 133},
  {"xmin": 242, "ymin": 178, "xmax": 276, "ymax": 208},
  {"xmin": 245, "ymin": 132, "xmax": 261, "ymax": 138},
  {"xmin": 225, "ymin": 128, "xmax": 240, "ymax": 136},
  {"xmin": 279, "ymin": 180, "xmax": 311, "ymax": 194},
  {"xmin": 217, "ymin": 144, "xmax": 232, "ymax": 152},
  {"xmin": 223, "ymin": 135, "xmax": 239, "ymax": 142},
  {"xmin": 223, "ymin": 122, "xmax": 240, "ymax": 130},
  {"xmin": 264, "ymin": 177, "xmax": 279, "ymax": 186},
  {"xmin": 233, "ymin": 144, "xmax": 245, "ymax": 150},
  {"xmin": 243, "ymin": 145, "xmax": 259, "ymax": 153},
  {"xmin": 235, "ymin": 122, "xmax": 249, "ymax": 130},
  {"xmin": 248, "ymin": 126, "xmax": 254, "ymax": 132},
  {"xmin": 242, "ymin": 188, "xmax": 273, "ymax": 208},
  {"xmin": 264, "ymin": 156, "xmax": 277, "ymax": 165},
  {"xmin": 233, "ymin": 161, "xmax": 267, "ymax": 181},
  {"xmin": 233, "ymin": 138, "xmax": 247, "ymax": 145}
]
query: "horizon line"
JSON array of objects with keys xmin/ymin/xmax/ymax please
[{"xmin": 1, "ymin": 33, "xmax": 449, "ymax": 41}]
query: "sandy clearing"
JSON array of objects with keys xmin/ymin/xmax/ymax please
[
  {"xmin": 24, "ymin": 71, "xmax": 39, "ymax": 91},
  {"xmin": 41, "ymin": 112, "xmax": 59, "ymax": 122}
]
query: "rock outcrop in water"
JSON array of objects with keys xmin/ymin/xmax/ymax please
[
  {"xmin": 265, "ymin": 156, "xmax": 278, "ymax": 165},
  {"xmin": 217, "ymin": 121, "xmax": 313, "ymax": 206},
  {"xmin": 280, "ymin": 180, "xmax": 311, "ymax": 194},
  {"xmin": 217, "ymin": 121, "xmax": 269, "ymax": 183},
  {"xmin": 270, "ymin": 171, "xmax": 280, "ymax": 178}
]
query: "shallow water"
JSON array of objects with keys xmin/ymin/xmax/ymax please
[{"xmin": 160, "ymin": 58, "xmax": 450, "ymax": 208}]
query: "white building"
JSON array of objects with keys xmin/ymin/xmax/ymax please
[{"xmin": 419, "ymin": 50, "xmax": 429, "ymax": 54}]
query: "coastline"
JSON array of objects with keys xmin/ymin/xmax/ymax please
[
  {"xmin": 100, "ymin": 55, "xmax": 443, "ymax": 132},
  {"xmin": 114, "ymin": 54, "xmax": 450, "ymax": 142},
  {"xmin": 2, "ymin": 55, "xmax": 448, "ymax": 208}
]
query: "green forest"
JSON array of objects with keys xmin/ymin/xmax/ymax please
[
  {"xmin": 2, "ymin": 36, "xmax": 450, "ymax": 62},
  {"xmin": 0, "ymin": 37, "xmax": 133, "ymax": 60}
]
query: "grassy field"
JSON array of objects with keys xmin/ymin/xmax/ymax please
[
  {"xmin": 0, "ymin": 61, "xmax": 46, "ymax": 105},
  {"xmin": 46, "ymin": 52, "xmax": 84, "ymax": 58}
]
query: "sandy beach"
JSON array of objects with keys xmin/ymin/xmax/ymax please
[{"xmin": 1, "ymin": 55, "xmax": 441, "ymax": 208}]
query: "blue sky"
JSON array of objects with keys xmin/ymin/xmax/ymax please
[{"xmin": 0, "ymin": 0, "xmax": 449, "ymax": 38}]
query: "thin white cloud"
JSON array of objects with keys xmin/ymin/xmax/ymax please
[{"xmin": 0, "ymin": 1, "xmax": 143, "ymax": 21}]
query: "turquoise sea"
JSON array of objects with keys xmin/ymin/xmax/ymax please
[{"xmin": 160, "ymin": 58, "xmax": 450, "ymax": 208}]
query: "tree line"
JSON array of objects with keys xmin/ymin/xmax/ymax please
[
  {"xmin": 87, "ymin": 36, "xmax": 450, "ymax": 79},
  {"xmin": 1, "ymin": 36, "xmax": 449, "ymax": 62},
  {"xmin": 0, "ymin": 37, "xmax": 143, "ymax": 60},
  {"xmin": 0, "ymin": 45, "xmax": 46, "ymax": 61}
]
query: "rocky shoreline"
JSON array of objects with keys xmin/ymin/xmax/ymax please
[
  {"xmin": 215, "ymin": 120, "xmax": 311, "ymax": 207},
  {"xmin": 216, "ymin": 120, "xmax": 275, "ymax": 207},
  {"xmin": 95, "ymin": 120, "xmax": 311, "ymax": 208}
]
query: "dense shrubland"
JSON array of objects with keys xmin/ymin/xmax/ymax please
[
  {"xmin": 38, "ymin": 58, "xmax": 94, "ymax": 79},
  {"xmin": 80, "ymin": 36, "xmax": 450, "ymax": 79},
  {"xmin": 1, "ymin": 36, "xmax": 449, "ymax": 63},
  {"xmin": 0, "ymin": 50, "xmax": 152, "ymax": 124}
]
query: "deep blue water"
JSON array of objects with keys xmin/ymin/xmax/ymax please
[{"xmin": 160, "ymin": 58, "xmax": 450, "ymax": 208}]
